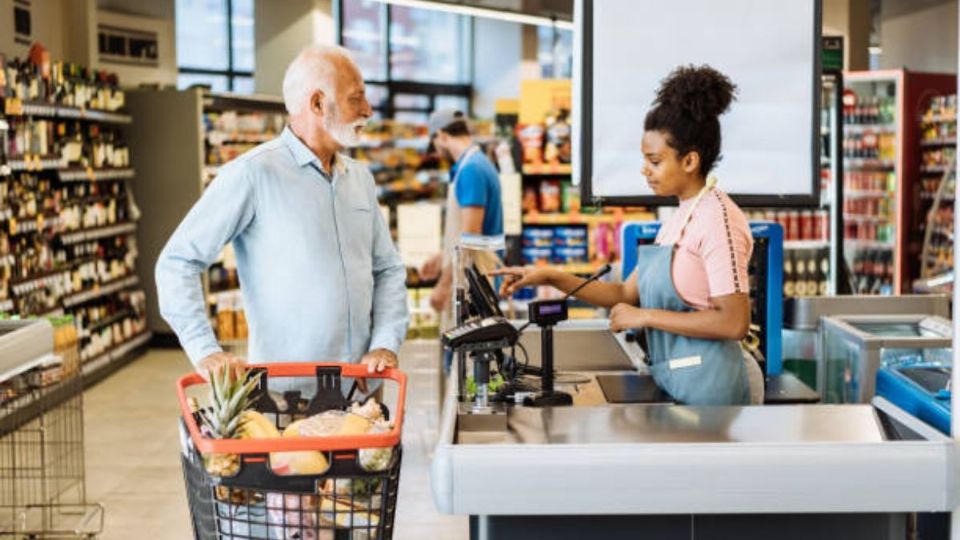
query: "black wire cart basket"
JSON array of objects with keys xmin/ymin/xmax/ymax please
[{"xmin": 177, "ymin": 362, "xmax": 407, "ymax": 540}]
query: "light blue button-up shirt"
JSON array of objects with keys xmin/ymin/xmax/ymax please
[{"xmin": 156, "ymin": 127, "xmax": 409, "ymax": 370}]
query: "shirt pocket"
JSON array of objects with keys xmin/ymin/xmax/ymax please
[{"xmin": 345, "ymin": 204, "xmax": 374, "ymax": 251}]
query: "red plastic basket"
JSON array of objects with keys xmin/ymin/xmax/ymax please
[
  {"xmin": 176, "ymin": 362, "xmax": 408, "ymax": 540},
  {"xmin": 177, "ymin": 362, "xmax": 406, "ymax": 453}
]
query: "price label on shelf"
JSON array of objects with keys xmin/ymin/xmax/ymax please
[{"xmin": 3, "ymin": 98, "xmax": 22, "ymax": 116}]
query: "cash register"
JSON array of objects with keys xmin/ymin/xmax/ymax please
[{"xmin": 442, "ymin": 263, "xmax": 612, "ymax": 409}]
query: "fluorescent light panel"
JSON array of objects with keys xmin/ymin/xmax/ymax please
[{"xmin": 371, "ymin": 0, "xmax": 575, "ymax": 30}]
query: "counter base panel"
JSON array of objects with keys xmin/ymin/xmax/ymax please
[{"xmin": 469, "ymin": 512, "xmax": 908, "ymax": 540}]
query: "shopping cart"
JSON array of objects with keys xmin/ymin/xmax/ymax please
[{"xmin": 177, "ymin": 363, "xmax": 407, "ymax": 540}]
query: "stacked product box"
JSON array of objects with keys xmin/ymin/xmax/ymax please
[
  {"xmin": 521, "ymin": 226, "xmax": 588, "ymax": 265},
  {"xmin": 553, "ymin": 226, "xmax": 588, "ymax": 264},
  {"xmin": 522, "ymin": 227, "xmax": 554, "ymax": 264}
]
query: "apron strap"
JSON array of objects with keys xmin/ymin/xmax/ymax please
[{"xmin": 672, "ymin": 175, "xmax": 718, "ymax": 246}]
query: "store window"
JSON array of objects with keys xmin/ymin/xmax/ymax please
[
  {"xmin": 176, "ymin": 0, "xmax": 255, "ymax": 93},
  {"xmin": 338, "ymin": 0, "xmax": 473, "ymax": 118},
  {"xmin": 341, "ymin": 0, "xmax": 387, "ymax": 80},
  {"xmin": 388, "ymin": 5, "xmax": 471, "ymax": 84},
  {"xmin": 537, "ymin": 26, "xmax": 573, "ymax": 79}
]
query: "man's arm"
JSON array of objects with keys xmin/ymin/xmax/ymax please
[
  {"xmin": 367, "ymin": 195, "xmax": 410, "ymax": 357},
  {"xmin": 155, "ymin": 168, "xmax": 257, "ymax": 366}
]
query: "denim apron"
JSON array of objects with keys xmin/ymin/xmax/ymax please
[{"xmin": 637, "ymin": 180, "xmax": 750, "ymax": 405}]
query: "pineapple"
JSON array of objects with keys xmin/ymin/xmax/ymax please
[{"xmin": 200, "ymin": 366, "xmax": 262, "ymax": 478}]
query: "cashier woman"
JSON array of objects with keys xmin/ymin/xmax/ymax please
[{"xmin": 494, "ymin": 65, "xmax": 763, "ymax": 406}]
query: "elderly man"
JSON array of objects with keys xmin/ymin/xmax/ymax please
[{"xmin": 156, "ymin": 45, "xmax": 408, "ymax": 390}]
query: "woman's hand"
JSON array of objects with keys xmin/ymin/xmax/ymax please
[
  {"xmin": 488, "ymin": 266, "xmax": 554, "ymax": 297},
  {"xmin": 608, "ymin": 303, "xmax": 650, "ymax": 333}
]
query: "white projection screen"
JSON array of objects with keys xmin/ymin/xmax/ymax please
[{"xmin": 574, "ymin": 0, "xmax": 821, "ymax": 207}]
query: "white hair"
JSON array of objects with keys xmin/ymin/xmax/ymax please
[{"xmin": 282, "ymin": 45, "xmax": 355, "ymax": 116}]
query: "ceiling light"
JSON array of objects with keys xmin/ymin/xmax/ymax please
[{"xmin": 370, "ymin": 0, "xmax": 575, "ymax": 30}]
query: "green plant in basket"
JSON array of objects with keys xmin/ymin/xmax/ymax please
[{"xmin": 200, "ymin": 366, "xmax": 262, "ymax": 478}]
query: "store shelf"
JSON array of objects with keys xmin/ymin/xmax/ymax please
[
  {"xmin": 844, "ymin": 238, "xmax": 896, "ymax": 249},
  {"xmin": 921, "ymin": 114, "xmax": 957, "ymax": 124},
  {"xmin": 843, "ymin": 214, "xmax": 889, "ymax": 223},
  {"xmin": 920, "ymin": 138, "xmax": 957, "ymax": 147},
  {"xmin": 83, "ymin": 309, "xmax": 135, "ymax": 337},
  {"xmin": 10, "ymin": 270, "xmax": 72, "ymax": 297},
  {"xmin": 9, "ymin": 215, "xmax": 60, "ymax": 236},
  {"xmin": 523, "ymin": 212, "xmax": 654, "ymax": 226},
  {"xmin": 62, "ymin": 275, "xmax": 139, "ymax": 309},
  {"xmin": 356, "ymin": 137, "xmax": 430, "ymax": 150},
  {"xmin": 784, "ymin": 240, "xmax": 830, "ymax": 250},
  {"xmin": 207, "ymin": 131, "xmax": 278, "ymax": 145},
  {"xmin": 522, "ymin": 163, "xmax": 573, "ymax": 176},
  {"xmin": 844, "ymin": 158, "xmax": 896, "ymax": 170},
  {"xmin": 80, "ymin": 331, "xmax": 152, "ymax": 385},
  {"xmin": 58, "ymin": 167, "xmax": 135, "ymax": 182},
  {"xmin": 844, "ymin": 190, "xmax": 891, "ymax": 199},
  {"xmin": 844, "ymin": 123, "xmax": 896, "ymax": 133},
  {"xmin": 921, "ymin": 165, "xmax": 954, "ymax": 175},
  {"xmin": 7, "ymin": 157, "xmax": 67, "ymax": 172},
  {"xmin": 32, "ymin": 307, "xmax": 65, "ymax": 319},
  {"xmin": 59, "ymin": 222, "xmax": 137, "ymax": 245},
  {"xmin": 0, "ymin": 299, "xmax": 14, "ymax": 313},
  {"xmin": 2, "ymin": 98, "xmax": 133, "ymax": 124}
]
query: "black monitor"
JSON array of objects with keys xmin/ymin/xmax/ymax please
[{"xmin": 464, "ymin": 264, "xmax": 503, "ymax": 319}]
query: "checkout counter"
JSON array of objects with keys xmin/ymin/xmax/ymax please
[{"xmin": 430, "ymin": 225, "xmax": 957, "ymax": 540}]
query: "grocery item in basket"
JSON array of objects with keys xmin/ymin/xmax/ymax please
[
  {"xmin": 266, "ymin": 492, "xmax": 329, "ymax": 540},
  {"xmin": 200, "ymin": 368, "xmax": 262, "ymax": 479},
  {"xmin": 239, "ymin": 410, "xmax": 282, "ymax": 439},
  {"xmin": 319, "ymin": 496, "xmax": 381, "ymax": 529},
  {"xmin": 270, "ymin": 420, "xmax": 331, "ymax": 475},
  {"xmin": 358, "ymin": 419, "xmax": 394, "ymax": 472}
]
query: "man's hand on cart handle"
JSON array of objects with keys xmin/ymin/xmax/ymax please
[
  {"xmin": 197, "ymin": 352, "xmax": 248, "ymax": 381},
  {"xmin": 357, "ymin": 349, "xmax": 398, "ymax": 393}
]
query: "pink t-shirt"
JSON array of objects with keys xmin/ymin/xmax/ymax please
[{"xmin": 654, "ymin": 189, "xmax": 753, "ymax": 310}]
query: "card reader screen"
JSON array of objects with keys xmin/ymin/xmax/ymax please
[{"xmin": 537, "ymin": 303, "xmax": 564, "ymax": 315}]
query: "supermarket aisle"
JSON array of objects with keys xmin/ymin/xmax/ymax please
[
  {"xmin": 82, "ymin": 345, "xmax": 467, "ymax": 539},
  {"xmin": 389, "ymin": 340, "xmax": 468, "ymax": 539},
  {"xmin": 83, "ymin": 349, "xmax": 193, "ymax": 540}
]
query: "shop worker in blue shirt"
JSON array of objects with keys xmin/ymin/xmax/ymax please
[
  {"xmin": 156, "ymin": 45, "xmax": 409, "ymax": 390},
  {"xmin": 419, "ymin": 108, "xmax": 504, "ymax": 318}
]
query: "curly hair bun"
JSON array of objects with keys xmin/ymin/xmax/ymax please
[{"xmin": 654, "ymin": 64, "xmax": 737, "ymax": 123}]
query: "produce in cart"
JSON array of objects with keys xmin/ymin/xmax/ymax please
[
  {"xmin": 198, "ymin": 367, "xmax": 263, "ymax": 477},
  {"xmin": 179, "ymin": 363, "xmax": 405, "ymax": 540}
]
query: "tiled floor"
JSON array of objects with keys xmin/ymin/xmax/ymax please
[{"xmin": 82, "ymin": 345, "xmax": 468, "ymax": 539}]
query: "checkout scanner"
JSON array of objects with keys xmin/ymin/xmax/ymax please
[
  {"xmin": 432, "ymin": 228, "xmax": 957, "ymax": 540},
  {"xmin": 442, "ymin": 262, "xmax": 614, "ymax": 410}
]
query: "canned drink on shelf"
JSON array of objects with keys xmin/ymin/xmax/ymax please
[
  {"xmin": 817, "ymin": 210, "xmax": 829, "ymax": 241},
  {"xmin": 786, "ymin": 211, "xmax": 800, "ymax": 241},
  {"xmin": 800, "ymin": 211, "xmax": 814, "ymax": 240}
]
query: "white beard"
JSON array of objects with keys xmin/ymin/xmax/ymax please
[{"xmin": 325, "ymin": 107, "xmax": 365, "ymax": 148}]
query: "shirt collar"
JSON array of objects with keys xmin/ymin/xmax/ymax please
[
  {"xmin": 448, "ymin": 144, "xmax": 477, "ymax": 180},
  {"xmin": 281, "ymin": 127, "xmax": 347, "ymax": 175}
]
